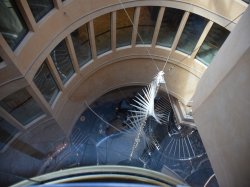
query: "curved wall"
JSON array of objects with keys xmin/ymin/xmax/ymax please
[
  {"xmin": 8, "ymin": 0, "xmax": 245, "ymax": 75},
  {"xmin": 57, "ymin": 57, "xmax": 200, "ymax": 133}
]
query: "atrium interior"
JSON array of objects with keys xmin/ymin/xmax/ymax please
[{"xmin": 0, "ymin": 0, "xmax": 250, "ymax": 186}]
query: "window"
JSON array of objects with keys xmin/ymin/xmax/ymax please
[
  {"xmin": 27, "ymin": 0, "xmax": 54, "ymax": 22},
  {"xmin": 0, "ymin": 117, "xmax": 18, "ymax": 150},
  {"xmin": 176, "ymin": 14, "xmax": 208, "ymax": 55},
  {"xmin": 196, "ymin": 23, "xmax": 230, "ymax": 66},
  {"xmin": 157, "ymin": 8, "xmax": 184, "ymax": 48},
  {"xmin": 0, "ymin": 0, "xmax": 28, "ymax": 50},
  {"xmin": 116, "ymin": 8, "xmax": 135, "ymax": 48},
  {"xmin": 94, "ymin": 13, "xmax": 111, "ymax": 55},
  {"xmin": 0, "ymin": 89, "xmax": 44, "ymax": 126},
  {"xmin": 71, "ymin": 24, "xmax": 92, "ymax": 67},
  {"xmin": 50, "ymin": 40, "xmax": 75, "ymax": 83},
  {"xmin": 136, "ymin": 6, "xmax": 160, "ymax": 44},
  {"xmin": 33, "ymin": 62, "xmax": 59, "ymax": 104}
]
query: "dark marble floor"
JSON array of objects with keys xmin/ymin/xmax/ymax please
[
  {"xmin": 38, "ymin": 87, "xmax": 219, "ymax": 187},
  {"xmin": 0, "ymin": 87, "xmax": 219, "ymax": 186}
]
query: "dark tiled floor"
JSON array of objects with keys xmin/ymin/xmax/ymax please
[
  {"xmin": 40, "ymin": 87, "xmax": 219, "ymax": 186},
  {"xmin": 0, "ymin": 87, "xmax": 219, "ymax": 186}
]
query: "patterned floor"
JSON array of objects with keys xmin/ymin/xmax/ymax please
[{"xmin": 39, "ymin": 87, "xmax": 219, "ymax": 187}]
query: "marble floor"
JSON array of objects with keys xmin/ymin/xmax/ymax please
[{"xmin": 0, "ymin": 87, "xmax": 219, "ymax": 186}]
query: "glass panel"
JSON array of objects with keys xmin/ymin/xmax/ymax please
[
  {"xmin": 157, "ymin": 8, "xmax": 184, "ymax": 48},
  {"xmin": 116, "ymin": 8, "xmax": 135, "ymax": 48},
  {"xmin": 50, "ymin": 40, "xmax": 75, "ymax": 83},
  {"xmin": 0, "ymin": 0, "xmax": 28, "ymax": 50},
  {"xmin": 136, "ymin": 6, "xmax": 160, "ymax": 44},
  {"xmin": 242, "ymin": 0, "xmax": 250, "ymax": 4},
  {"xmin": 27, "ymin": 0, "xmax": 54, "ymax": 22},
  {"xmin": 176, "ymin": 14, "xmax": 208, "ymax": 55},
  {"xmin": 94, "ymin": 13, "xmax": 111, "ymax": 56},
  {"xmin": 196, "ymin": 23, "xmax": 230, "ymax": 66},
  {"xmin": 71, "ymin": 24, "xmax": 92, "ymax": 67},
  {"xmin": 33, "ymin": 62, "xmax": 59, "ymax": 104},
  {"xmin": 0, "ymin": 117, "xmax": 18, "ymax": 150},
  {"xmin": 0, "ymin": 89, "xmax": 44, "ymax": 126}
]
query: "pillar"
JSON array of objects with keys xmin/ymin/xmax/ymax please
[{"xmin": 193, "ymin": 6, "xmax": 250, "ymax": 187}]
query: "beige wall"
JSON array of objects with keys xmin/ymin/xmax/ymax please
[{"xmin": 193, "ymin": 6, "xmax": 250, "ymax": 187}]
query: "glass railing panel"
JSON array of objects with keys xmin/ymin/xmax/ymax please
[
  {"xmin": 0, "ymin": 117, "xmax": 19, "ymax": 151},
  {"xmin": 116, "ymin": 8, "xmax": 135, "ymax": 48},
  {"xmin": 0, "ymin": 89, "xmax": 44, "ymax": 126},
  {"xmin": 33, "ymin": 62, "xmax": 59, "ymax": 104},
  {"xmin": 94, "ymin": 13, "xmax": 111, "ymax": 56},
  {"xmin": 50, "ymin": 40, "xmax": 75, "ymax": 84},
  {"xmin": 71, "ymin": 24, "xmax": 92, "ymax": 67},
  {"xmin": 176, "ymin": 13, "xmax": 208, "ymax": 55},
  {"xmin": 196, "ymin": 23, "xmax": 230, "ymax": 66},
  {"xmin": 136, "ymin": 6, "xmax": 160, "ymax": 45},
  {"xmin": 0, "ymin": 0, "xmax": 28, "ymax": 50},
  {"xmin": 156, "ymin": 8, "xmax": 184, "ymax": 48},
  {"xmin": 242, "ymin": 0, "xmax": 250, "ymax": 4}
]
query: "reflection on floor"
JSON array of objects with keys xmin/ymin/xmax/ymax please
[
  {"xmin": 39, "ymin": 87, "xmax": 218, "ymax": 187},
  {"xmin": 0, "ymin": 87, "xmax": 219, "ymax": 186},
  {"xmin": 0, "ymin": 118, "xmax": 66, "ymax": 186}
]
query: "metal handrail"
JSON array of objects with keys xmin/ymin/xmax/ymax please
[{"xmin": 12, "ymin": 165, "xmax": 187, "ymax": 187}]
